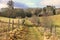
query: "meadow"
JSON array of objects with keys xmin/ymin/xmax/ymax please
[{"xmin": 0, "ymin": 15, "xmax": 60, "ymax": 40}]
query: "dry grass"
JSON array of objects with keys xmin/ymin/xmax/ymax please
[
  {"xmin": 0, "ymin": 15, "xmax": 60, "ymax": 40},
  {"xmin": 0, "ymin": 15, "xmax": 60, "ymax": 25}
]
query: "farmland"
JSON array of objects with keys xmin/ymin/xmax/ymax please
[
  {"xmin": 0, "ymin": 15, "xmax": 60, "ymax": 40},
  {"xmin": 0, "ymin": 15, "xmax": 60, "ymax": 26}
]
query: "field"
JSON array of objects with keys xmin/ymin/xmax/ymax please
[
  {"xmin": 0, "ymin": 15, "xmax": 60, "ymax": 25},
  {"xmin": 0, "ymin": 15, "xmax": 60, "ymax": 40}
]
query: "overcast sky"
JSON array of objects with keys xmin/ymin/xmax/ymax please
[{"xmin": 0, "ymin": 0, "xmax": 60, "ymax": 8}]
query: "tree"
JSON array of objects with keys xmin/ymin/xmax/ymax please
[
  {"xmin": 7, "ymin": 0, "xmax": 15, "ymax": 18},
  {"xmin": 7, "ymin": 0, "xmax": 14, "ymax": 9},
  {"xmin": 34, "ymin": 8, "xmax": 42, "ymax": 16},
  {"xmin": 42, "ymin": 7, "xmax": 53, "ymax": 40},
  {"xmin": 53, "ymin": 7, "xmax": 56, "ymax": 15}
]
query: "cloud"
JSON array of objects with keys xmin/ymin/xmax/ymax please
[
  {"xmin": 24, "ymin": 2, "xmax": 37, "ymax": 7},
  {"xmin": 0, "ymin": 0, "xmax": 9, "ymax": 4},
  {"xmin": 0, "ymin": 0, "xmax": 60, "ymax": 8},
  {"xmin": 13, "ymin": 0, "xmax": 40, "ymax": 8},
  {"xmin": 0, "ymin": 0, "xmax": 42, "ymax": 8},
  {"xmin": 0, "ymin": 3, "xmax": 8, "ymax": 8},
  {"xmin": 0, "ymin": 0, "xmax": 8, "ymax": 8},
  {"xmin": 40, "ymin": 0, "xmax": 60, "ymax": 7}
]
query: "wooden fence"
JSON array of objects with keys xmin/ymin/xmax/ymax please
[
  {"xmin": 0, "ymin": 18, "xmax": 59, "ymax": 40},
  {"xmin": 0, "ymin": 19, "xmax": 23, "ymax": 40}
]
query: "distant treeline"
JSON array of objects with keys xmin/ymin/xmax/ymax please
[
  {"xmin": 0, "ymin": 6, "xmax": 56, "ymax": 18},
  {"xmin": 0, "ymin": 8, "xmax": 42, "ymax": 18}
]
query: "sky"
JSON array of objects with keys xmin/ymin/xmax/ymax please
[{"xmin": 0, "ymin": 0, "xmax": 60, "ymax": 8}]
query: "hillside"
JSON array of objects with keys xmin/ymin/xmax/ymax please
[
  {"xmin": 0, "ymin": 15, "xmax": 60, "ymax": 26},
  {"xmin": 0, "ymin": 15, "xmax": 60, "ymax": 40}
]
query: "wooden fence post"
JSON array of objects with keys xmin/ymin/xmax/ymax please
[
  {"xmin": 51, "ymin": 25, "xmax": 58, "ymax": 40},
  {"xmin": 0, "ymin": 20, "xmax": 1, "ymax": 27},
  {"xmin": 8, "ymin": 19, "xmax": 10, "ymax": 31},
  {"xmin": 18, "ymin": 19, "xmax": 20, "ymax": 28},
  {"xmin": 12, "ymin": 20, "xmax": 14, "ymax": 31},
  {"xmin": 6, "ymin": 19, "xmax": 10, "ymax": 40}
]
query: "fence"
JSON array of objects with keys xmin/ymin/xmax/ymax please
[
  {"xmin": 0, "ymin": 18, "xmax": 60, "ymax": 40},
  {"xmin": 0, "ymin": 19, "xmax": 29, "ymax": 40}
]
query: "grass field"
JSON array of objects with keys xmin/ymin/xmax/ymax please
[
  {"xmin": 0, "ymin": 15, "xmax": 60, "ymax": 40},
  {"xmin": 0, "ymin": 15, "xmax": 60, "ymax": 25}
]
